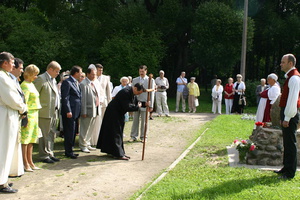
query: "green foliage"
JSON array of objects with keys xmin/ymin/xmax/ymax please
[
  {"xmin": 99, "ymin": 30, "xmax": 166, "ymax": 83},
  {"xmin": 191, "ymin": 1, "xmax": 254, "ymax": 78},
  {"xmin": 244, "ymin": 79, "xmax": 260, "ymax": 107}
]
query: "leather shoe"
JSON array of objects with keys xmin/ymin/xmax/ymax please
[
  {"xmin": 81, "ymin": 147, "xmax": 90, "ymax": 153},
  {"xmin": 116, "ymin": 156, "xmax": 129, "ymax": 160},
  {"xmin": 0, "ymin": 186, "xmax": 18, "ymax": 193},
  {"xmin": 66, "ymin": 154, "xmax": 78, "ymax": 159},
  {"xmin": 278, "ymin": 174, "xmax": 292, "ymax": 180},
  {"xmin": 8, "ymin": 183, "xmax": 13, "ymax": 187},
  {"xmin": 42, "ymin": 158, "xmax": 55, "ymax": 164},
  {"xmin": 50, "ymin": 156, "xmax": 60, "ymax": 162},
  {"xmin": 274, "ymin": 170, "xmax": 285, "ymax": 174}
]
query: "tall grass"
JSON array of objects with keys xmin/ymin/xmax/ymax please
[{"xmin": 132, "ymin": 115, "xmax": 300, "ymax": 200}]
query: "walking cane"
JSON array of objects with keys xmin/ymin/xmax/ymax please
[{"xmin": 142, "ymin": 74, "xmax": 153, "ymax": 160}]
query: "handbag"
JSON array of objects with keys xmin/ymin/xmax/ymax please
[
  {"xmin": 239, "ymin": 94, "xmax": 246, "ymax": 106},
  {"xmin": 195, "ymin": 98, "xmax": 199, "ymax": 107}
]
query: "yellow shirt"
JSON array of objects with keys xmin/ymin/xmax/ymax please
[{"xmin": 187, "ymin": 82, "xmax": 200, "ymax": 96}]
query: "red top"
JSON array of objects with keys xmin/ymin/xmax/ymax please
[
  {"xmin": 224, "ymin": 83, "xmax": 234, "ymax": 99},
  {"xmin": 279, "ymin": 68, "xmax": 300, "ymax": 108}
]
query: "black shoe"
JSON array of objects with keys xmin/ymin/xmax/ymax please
[
  {"xmin": 66, "ymin": 154, "xmax": 78, "ymax": 159},
  {"xmin": 8, "ymin": 183, "xmax": 13, "ymax": 187},
  {"xmin": 0, "ymin": 186, "xmax": 18, "ymax": 193},
  {"xmin": 74, "ymin": 154, "xmax": 79, "ymax": 157},
  {"xmin": 274, "ymin": 170, "xmax": 285, "ymax": 174},
  {"xmin": 42, "ymin": 158, "xmax": 55, "ymax": 164},
  {"xmin": 50, "ymin": 156, "xmax": 60, "ymax": 162},
  {"xmin": 278, "ymin": 174, "xmax": 293, "ymax": 180}
]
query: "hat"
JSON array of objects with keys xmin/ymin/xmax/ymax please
[{"xmin": 267, "ymin": 73, "xmax": 278, "ymax": 81}]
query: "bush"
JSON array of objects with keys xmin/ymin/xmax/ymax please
[{"xmin": 244, "ymin": 80, "xmax": 260, "ymax": 107}]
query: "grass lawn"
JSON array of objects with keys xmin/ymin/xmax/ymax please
[{"xmin": 131, "ymin": 115, "xmax": 300, "ymax": 200}]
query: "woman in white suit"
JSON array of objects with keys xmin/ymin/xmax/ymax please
[{"xmin": 212, "ymin": 79, "xmax": 223, "ymax": 114}]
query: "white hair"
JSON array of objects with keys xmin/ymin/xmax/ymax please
[{"xmin": 120, "ymin": 76, "xmax": 129, "ymax": 83}]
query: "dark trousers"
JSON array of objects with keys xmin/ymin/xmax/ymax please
[
  {"xmin": 62, "ymin": 116, "xmax": 77, "ymax": 156},
  {"xmin": 280, "ymin": 108, "xmax": 299, "ymax": 178}
]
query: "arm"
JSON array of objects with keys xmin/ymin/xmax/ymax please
[
  {"xmin": 61, "ymin": 80, "xmax": 72, "ymax": 118},
  {"xmin": 284, "ymin": 76, "xmax": 300, "ymax": 122},
  {"xmin": 79, "ymin": 83, "xmax": 87, "ymax": 117}
]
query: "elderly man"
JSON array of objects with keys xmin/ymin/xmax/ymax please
[
  {"xmin": 274, "ymin": 54, "xmax": 300, "ymax": 180},
  {"xmin": 176, "ymin": 71, "xmax": 187, "ymax": 112},
  {"xmin": 255, "ymin": 78, "xmax": 268, "ymax": 105},
  {"xmin": 155, "ymin": 70, "xmax": 170, "ymax": 117},
  {"xmin": 79, "ymin": 68, "xmax": 100, "ymax": 153},
  {"xmin": 34, "ymin": 61, "xmax": 61, "ymax": 164},
  {"xmin": 0, "ymin": 52, "xmax": 27, "ymax": 193}
]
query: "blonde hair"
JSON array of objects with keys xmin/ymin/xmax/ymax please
[{"xmin": 23, "ymin": 64, "xmax": 40, "ymax": 80}]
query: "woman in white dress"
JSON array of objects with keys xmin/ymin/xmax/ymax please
[
  {"xmin": 255, "ymin": 73, "xmax": 281, "ymax": 124},
  {"xmin": 212, "ymin": 79, "xmax": 223, "ymax": 114}
]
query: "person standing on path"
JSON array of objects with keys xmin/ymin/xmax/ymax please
[
  {"xmin": 176, "ymin": 71, "xmax": 187, "ymax": 112},
  {"xmin": 187, "ymin": 77, "xmax": 200, "ymax": 113},
  {"xmin": 34, "ymin": 61, "xmax": 61, "ymax": 164},
  {"xmin": 275, "ymin": 54, "xmax": 300, "ymax": 180},
  {"xmin": 61, "ymin": 66, "xmax": 82, "ymax": 159},
  {"xmin": 129, "ymin": 65, "xmax": 155, "ymax": 142},
  {"xmin": 155, "ymin": 70, "xmax": 170, "ymax": 117},
  {"xmin": 224, "ymin": 77, "xmax": 234, "ymax": 115},
  {"xmin": 0, "ymin": 52, "xmax": 27, "ymax": 193},
  {"xmin": 79, "ymin": 68, "xmax": 100, "ymax": 153}
]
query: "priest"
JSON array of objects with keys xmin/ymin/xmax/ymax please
[{"xmin": 96, "ymin": 83, "xmax": 146, "ymax": 160}]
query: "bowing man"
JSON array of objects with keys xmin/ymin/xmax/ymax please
[
  {"xmin": 97, "ymin": 83, "xmax": 145, "ymax": 160},
  {"xmin": 61, "ymin": 66, "xmax": 82, "ymax": 159}
]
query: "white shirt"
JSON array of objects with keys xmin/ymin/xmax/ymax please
[{"xmin": 284, "ymin": 67, "xmax": 300, "ymax": 121}]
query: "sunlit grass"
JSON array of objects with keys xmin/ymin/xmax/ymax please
[{"xmin": 132, "ymin": 115, "xmax": 300, "ymax": 200}]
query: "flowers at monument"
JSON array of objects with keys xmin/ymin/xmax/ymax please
[
  {"xmin": 255, "ymin": 121, "xmax": 265, "ymax": 127},
  {"xmin": 233, "ymin": 139, "xmax": 256, "ymax": 163}
]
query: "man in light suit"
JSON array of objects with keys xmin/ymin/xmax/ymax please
[
  {"xmin": 95, "ymin": 63, "xmax": 112, "ymax": 117},
  {"xmin": 61, "ymin": 66, "xmax": 82, "ymax": 159},
  {"xmin": 34, "ymin": 61, "xmax": 61, "ymax": 164},
  {"xmin": 129, "ymin": 65, "xmax": 155, "ymax": 142},
  {"xmin": 79, "ymin": 68, "xmax": 100, "ymax": 153}
]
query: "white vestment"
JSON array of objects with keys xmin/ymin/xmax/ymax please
[{"xmin": 0, "ymin": 70, "xmax": 27, "ymax": 185}]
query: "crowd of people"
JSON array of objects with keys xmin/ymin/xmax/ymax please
[{"xmin": 0, "ymin": 51, "xmax": 299, "ymax": 193}]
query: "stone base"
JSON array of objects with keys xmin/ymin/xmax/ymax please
[{"xmin": 246, "ymin": 126, "xmax": 300, "ymax": 166}]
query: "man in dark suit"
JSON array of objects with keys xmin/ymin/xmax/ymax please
[{"xmin": 61, "ymin": 66, "xmax": 82, "ymax": 159}]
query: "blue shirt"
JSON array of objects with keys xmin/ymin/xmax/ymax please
[{"xmin": 176, "ymin": 77, "xmax": 187, "ymax": 92}]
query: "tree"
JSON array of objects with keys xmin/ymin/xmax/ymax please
[
  {"xmin": 191, "ymin": 1, "xmax": 254, "ymax": 80},
  {"xmin": 99, "ymin": 30, "xmax": 165, "ymax": 84}
]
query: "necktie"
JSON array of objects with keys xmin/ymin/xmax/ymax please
[{"xmin": 91, "ymin": 82, "xmax": 100, "ymax": 107}]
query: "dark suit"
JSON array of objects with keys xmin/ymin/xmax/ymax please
[{"xmin": 61, "ymin": 76, "xmax": 81, "ymax": 156}]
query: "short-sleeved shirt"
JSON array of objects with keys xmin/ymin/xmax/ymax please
[{"xmin": 176, "ymin": 77, "xmax": 187, "ymax": 92}]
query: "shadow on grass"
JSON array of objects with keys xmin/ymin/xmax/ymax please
[{"xmin": 171, "ymin": 175, "xmax": 281, "ymax": 199}]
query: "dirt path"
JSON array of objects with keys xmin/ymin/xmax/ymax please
[{"xmin": 1, "ymin": 112, "xmax": 215, "ymax": 200}]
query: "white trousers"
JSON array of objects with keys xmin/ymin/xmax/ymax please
[
  {"xmin": 156, "ymin": 91, "xmax": 169, "ymax": 115},
  {"xmin": 225, "ymin": 99, "xmax": 233, "ymax": 115},
  {"xmin": 212, "ymin": 99, "xmax": 222, "ymax": 114}
]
